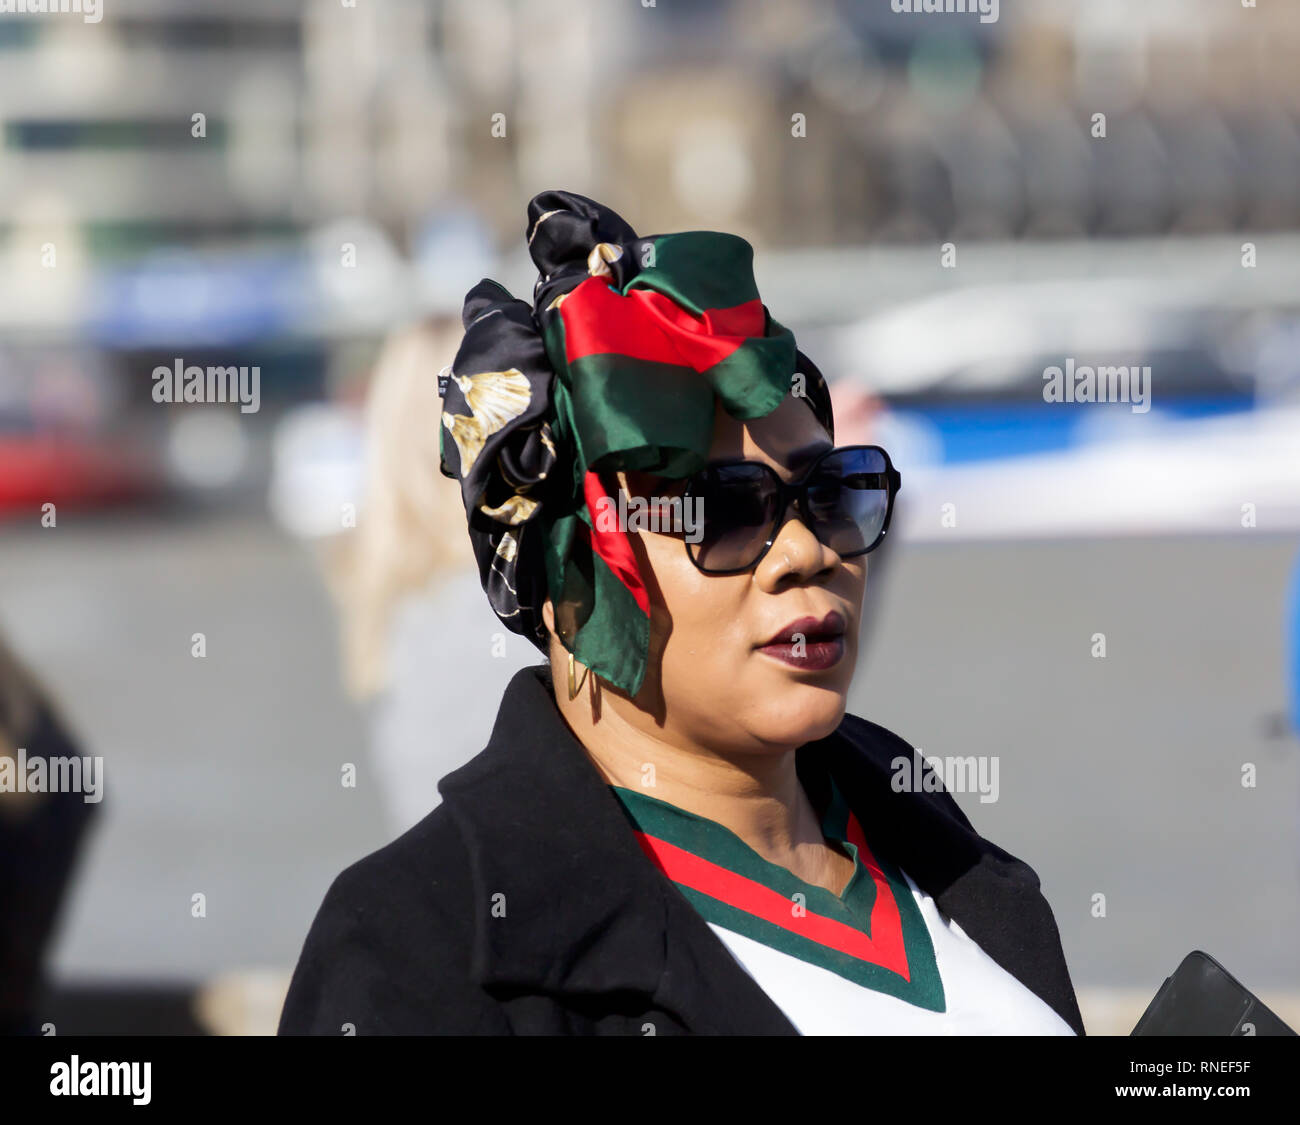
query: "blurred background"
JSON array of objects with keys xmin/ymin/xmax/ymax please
[{"xmin": 1, "ymin": 0, "xmax": 1298, "ymax": 1035}]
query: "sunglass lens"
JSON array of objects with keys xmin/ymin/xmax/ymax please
[
  {"xmin": 806, "ymin": 448, "xmax": 890, "ymax": 557},
  {"xmin": 690, "ymin": 464, "xmax": 780, "ymax": 572}
]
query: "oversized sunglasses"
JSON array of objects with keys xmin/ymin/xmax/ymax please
[{"xmin": 681, "ymin": 444, "xmax": 902, "ymax": 575}]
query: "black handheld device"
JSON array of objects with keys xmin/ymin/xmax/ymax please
[{"xmin": 1131, "ymin": 951, "xmax": 1296, "ymax": 1036}]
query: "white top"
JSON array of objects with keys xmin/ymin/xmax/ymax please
[{"xmin": 708, "ymin": 869, "xmax": 1077, "ymax": 1036}]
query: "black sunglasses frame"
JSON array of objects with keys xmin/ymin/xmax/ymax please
[{"xmin": 682, "ymin": 444, "xmax": 903, "ymax": 576}]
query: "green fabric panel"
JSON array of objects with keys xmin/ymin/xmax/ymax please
[
  {"xmin": 563, "ymin": 354, "xmax": 716, "ymax": 476},
  {"xmin": 572, "ymin": 553, "xmax": 650, "ymax": 697},
  {"xmin": 699, "ymin": 333, "xmax": 796, "ymax": 422},
  {"xmin": 627, "ymin": 232, "xmax": 761, "ymax": 314}
]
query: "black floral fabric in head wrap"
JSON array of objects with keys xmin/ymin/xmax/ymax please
[{"xmin": 439, "ymin": 189, "xmax": 834, "ymax": 697}]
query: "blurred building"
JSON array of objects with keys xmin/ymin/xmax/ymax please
[
  {"xmin": 0, "ymin": 0, "xmax": 1296, "ymax": 277},
  {"xmin": 0, "ymin": 0, "xmax": 1297, "ymax": 503}
]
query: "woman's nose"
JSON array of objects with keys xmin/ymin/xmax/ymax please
[{"xmin": 753, "ymin": 504, "xmax": 837, "ymax": 590}]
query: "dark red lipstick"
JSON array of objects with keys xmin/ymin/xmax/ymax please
[{"xmin": 757, "ymin": 611, "xmax": 847, "ymax": 671}]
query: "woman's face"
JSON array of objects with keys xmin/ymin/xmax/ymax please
[{"xmin": 615, "ymin": 393, "xmax": 869, "ymax": 756}]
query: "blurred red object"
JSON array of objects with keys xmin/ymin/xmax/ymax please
[{"xmin": 0, "ymin": 434, "xmax": 158, "ymax": 517}]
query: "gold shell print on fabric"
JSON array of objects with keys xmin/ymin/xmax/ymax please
[
  {"xmin": 587, "ymin": 242, "xmax": 623, "ymax": 277},
  {"xmin": 528, "ymin": 209, "xmax": 561, "ymax": 245},
  {"xmin": 480, "ymin": 493, "xmax": 540, "ymax": 525},
  {"xmin": 441, "ymin": 368, "xmax": 532, "ymax": 475},
  {"xmin": 496, "ymin": 531, "xmax": 519, "ymax": 564},
  {"xmin": 538, "ymin": 424, "xmax": 557, "ymax": 458}
]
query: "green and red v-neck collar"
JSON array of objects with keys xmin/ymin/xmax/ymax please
[{"xmin": 609, "ymin": 776, "xmax": 945, "ymax": 1012}]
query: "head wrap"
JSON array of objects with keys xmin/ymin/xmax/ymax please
[{"xmin": 438, "ymin": 189, "xmax": 834, "ymax": 697}]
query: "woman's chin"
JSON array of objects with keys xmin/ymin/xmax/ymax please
[{"xmin": 751, "ymin": 688, "xmax": 849, "ymax": 748}]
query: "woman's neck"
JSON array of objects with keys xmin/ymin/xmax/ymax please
[{"xmin": 553, "ymin": 663, "xmax": 855, "ymax": 897}]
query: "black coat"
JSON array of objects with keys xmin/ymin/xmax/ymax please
[{"xmin": 278, "ymin": 665, "xmax": 1085, "ymax": 1035}]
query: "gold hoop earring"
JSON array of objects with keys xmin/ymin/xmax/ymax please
[{"xmin": 567, "ymin": 651, "xmax": 590, "ymax": 701}]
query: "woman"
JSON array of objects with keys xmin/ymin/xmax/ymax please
[{"xmin": 279, "ymin": 190, "xmax": 1083, "ymax": 1036}]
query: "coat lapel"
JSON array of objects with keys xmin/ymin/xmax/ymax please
[{"xmin": 437, "ymin": 664, "xmax": 798, "ymax": 1032}]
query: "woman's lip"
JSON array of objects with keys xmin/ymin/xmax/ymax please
[
  {"xmin": 757, "ymin": 635, "xmax": 845, "ymax": 671},
  {"xmin": 759, "ymin": 610, "xmax": 847, "ymax": 648}
]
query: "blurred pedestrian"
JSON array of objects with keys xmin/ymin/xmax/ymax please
[
  {"xmin": 0, "ymin": 632, "xmax": 99, "ymax": 1035},
  {"xmin": 331, "ymin": 316, "xmax": 539, "ymax": 836}
]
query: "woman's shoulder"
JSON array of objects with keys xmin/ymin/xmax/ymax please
[
  {"xmin": 318, "ymin": 803, "xmax": 473, "ymax": 923},
  {"xmin": 277, "ymin": 807, "xmax": 509, "ymax": 1035}
]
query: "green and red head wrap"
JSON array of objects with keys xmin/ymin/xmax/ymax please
[{"xmin": 439, "ymin": 189, "xmax": 834, "ymax": 697}]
